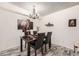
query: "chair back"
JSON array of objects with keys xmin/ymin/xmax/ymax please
[
  {"xmin": 25, "ymin": 31, "xmax": 30, "ymax": 35},
  {"xmin": 35, "ymin": 33, "xmax": 45, "ymax": 49},
  {"xmin": 45, "ymin": 32, "xmax": 52, "ymax": 44},
  {"xmin": 33, "ymin": 31, "xmax": 37, "ymax": 35}
]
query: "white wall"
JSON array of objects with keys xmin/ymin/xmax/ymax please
[
  {"xmin": 1, "ymin": 3, "xmax": 79, "ymax": 52},
  {"xmin": 42, "ymin": 5, "xmax": 79, "ymax": 50},
  {"xmin": 0, "ymin": 3, "xmax": 45, "ymax": 52},
  {"xmin": 0, "ymin": 3, "xmax": 27, "ymax": 52}
]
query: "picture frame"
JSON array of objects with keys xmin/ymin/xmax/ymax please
[
  {"xmin": 68, "ymin": 19, "xmax": 76, "ymax": 27},
  {"xmin": 17, "ymin": 19, "xmax": 23, "ymax": 30},
  {"xmin": 17, "ymin": 19, "xmax": 33, "ymax": 30},
  {"xmin": 17, "ymin": 19, "xmax": 27, "ymax": 30}
]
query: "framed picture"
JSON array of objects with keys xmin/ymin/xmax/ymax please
[
  {"xmin": 68, "ymin": 19, "xmax": 76, "ymax": 27},
  {"xmin": 17, "ymin": 19, "xmax": 27, "ymax": 30},
  {"xmin": 17, "ymin": 19, "xmax": 23, "ymax": 29},
  {"xmin": 29, "ymin": 22, "xmax": 33, "ymax": 30},
  {"xmin": 17, "ymin": 19, "xmax": 33, "ymax": 30}
]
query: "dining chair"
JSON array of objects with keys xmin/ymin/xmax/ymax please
[
  {"xmin": 29, "ymin": 33, "xmax": 45, "ymax": 56},
  {"xmin": 43, "ymin": 32, "xmax": 52, "ymax": 52}
]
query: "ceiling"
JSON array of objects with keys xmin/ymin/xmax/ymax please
[{"xmin": 11, "ymin": 2, "xmax": 79, "ymax": 17}]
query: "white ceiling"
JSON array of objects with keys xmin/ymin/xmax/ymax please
[{"xmin": 11, "ymin": 2, "xmax": 79, "ymax": 17}]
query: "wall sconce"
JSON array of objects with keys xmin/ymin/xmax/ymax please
[{"xmin": 45, "ymin": 22, "xmax": 54, "ymax": 27}]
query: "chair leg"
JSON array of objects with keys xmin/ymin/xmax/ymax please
[
  {"xmin": 27, "ymin": 42, "xmax": 30, "ymax": 56},
  {"xmin": 41, "ymin": 47, "xmax": 43, "ymax": 56},
  {"xmin": 49, "ymin": 39, "xmax": 51, "ymax": 49},
  {"xmin": 45, "ymin": 44, "xmax": 47, "ymax": 52},
  {"xmin": 35, "ymin": 49, "xmax": 37, "ymax": 56}
]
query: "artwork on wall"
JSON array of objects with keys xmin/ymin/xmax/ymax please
[
  {"xmin": 17, "ymin": 19, "xmax": 27, "ymax": 30},
  {"xmin": 17, "ymin": 19, "xmax": 33, "ymax": 32},
  {"xmin": 29, "ymin": 22, "xmax": 33, "ymax": 30},
  {"xmin": 68, "ymin": 19, "xmax": 76, "ymax": 27}
]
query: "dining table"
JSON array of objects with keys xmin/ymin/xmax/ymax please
[
  {"xmin": 20, "ymin": 32, "xmax": 51, "ymax": 56},
  {"xmin": 20, "ymin": 34, "xmax": 38, "ymax": 56}
]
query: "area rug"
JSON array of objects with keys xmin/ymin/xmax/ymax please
[{"xmin": 0, "ymin": 44, "xmax": 79, "ymax": 56}]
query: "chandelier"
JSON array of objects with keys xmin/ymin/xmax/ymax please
[{"xmin": 29, "ymin": 5, "xmax": 39, "ymax": 19}]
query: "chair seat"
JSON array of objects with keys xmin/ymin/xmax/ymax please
[
  {"xmin": 30, "ymin": 42, "xmax": 42, "ymax": 49},
  {"xmin": 30, "ymin": 41, "xmax": 35, "ymax": 45},
  {"xmin": 30, "ymin": 40, "xmax": 36, "ymax": 45},
  {"xmin": 30, "ymin": 40, "xmax": 39, "ymax": 49}
]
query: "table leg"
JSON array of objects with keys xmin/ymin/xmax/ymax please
[
  {"xmin": 20, "ymin": 38, "xmax": 23, "ymax": 52},
  {"xmin": 27, "ymin": 42, "xmax": 30, "ymax": 56}
]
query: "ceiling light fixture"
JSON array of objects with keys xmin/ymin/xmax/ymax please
[{"xmin": 29, "ymin": 5, "xmax": 39, "ymax": 19}]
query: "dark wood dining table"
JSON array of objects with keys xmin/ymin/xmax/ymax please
[
  {"xmin": 20, "ymin": 34, "xmax": 37, "ymax": 56},
  {"xmin": 20, "ymin": 33, "xmax": 51, "ymax": 56}
]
